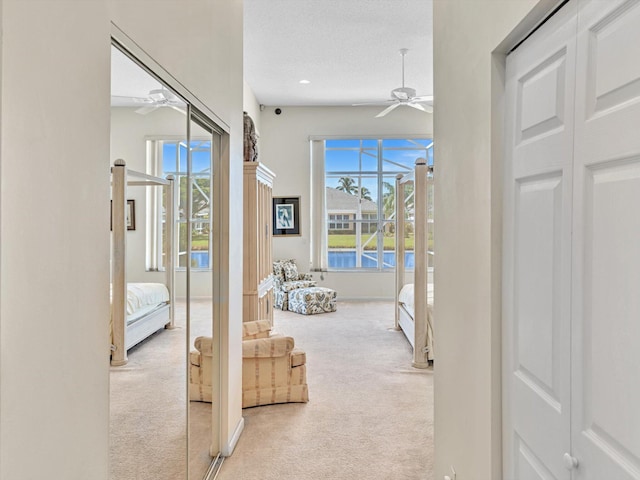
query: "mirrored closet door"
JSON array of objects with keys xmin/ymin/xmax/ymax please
[
  {"xmin": 110, "ymin": 43, "xmax": 220, "ymax": 480},
  {"xmin": 186, "ymin": 111, "xmax": 221, "ymax": 479}
]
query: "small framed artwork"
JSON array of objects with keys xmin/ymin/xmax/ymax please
[
  {"xmin": 110, "ymin": 199, "xmax": 136, "ymax": 231},
  {"xmin": 125, "ymin": 199, "xmax": 136, "ymax": 231},
  {"xmin": 273, "ymin": 196, "xmax": 300, "ymax": 236}
]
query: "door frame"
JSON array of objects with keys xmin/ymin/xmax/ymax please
[{"xmin": 489, "ymin": 0, "xmax": 569, "ymax": 476}]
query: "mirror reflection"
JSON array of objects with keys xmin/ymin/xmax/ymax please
[
  {"xmin": 109, "ymin": 44, "xmax": 219, "ymax": 480},
  {"xmin": 185, "ymin": 115, "xmax": 218, "ymax": 478}
]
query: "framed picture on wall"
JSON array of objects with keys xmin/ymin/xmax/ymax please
[
  {"xmin": 110, "ymin": 199, "xmax": 136, "ymax": 231},
  {"xmin": 125, "ymin": 199, "xmax": 136, "ymax": 231},
  {"xmin": 273, "ymin": 196, "xmax": 300, "ymax": 236}
]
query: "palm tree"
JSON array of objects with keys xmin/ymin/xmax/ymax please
[
  {"xmin": 336, "ymin": 176, "xmax": 357, "ymax": 195},
  {"xmin": 382, "ymin": 181, "xmax": 395, "ymax": 219},
  {"xmin": 359, "ymin": 187, "xmax": 373, "ymax": 201},
  {"xmin": 404, "ymin": 183, "xmax": 415, "ymax": 215}
]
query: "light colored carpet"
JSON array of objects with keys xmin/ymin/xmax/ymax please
[
  {"xmin": 109, "ymin": 300, "xmax": 214, "ymax": 480},
  {"xmin": 216, "ymin": 301, "xmax": 434, "ymax": 480}
]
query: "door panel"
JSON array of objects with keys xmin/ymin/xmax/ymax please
[
  {"xmin": 503, "ymin": 3, "xmax": 577, "ymax": 479},
  {"xmin": 518, "ymin": 50, "xmax": 568, "ymax": 143},
  {"xmin": 514, "ymin": 174, "xmax": 563, "ymax": 400},
  {"xmin": 516, "ymin": 435, "xmax": 559, "ymax": 480},
  {"xmin": 573, "ymin": 1, "xmax": 640, "ymax": 478},
  {"xmin": 586, "ymin": 0, "xmax": 640, "ymax": 115}
]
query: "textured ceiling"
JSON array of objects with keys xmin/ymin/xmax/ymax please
[
  {"xmin": 243, "ymin": 0, "xmax": 433, "ymax": 106},
  {"xmin": 112, "ymin": 1, "xmax": 433, "ymax": 109}
]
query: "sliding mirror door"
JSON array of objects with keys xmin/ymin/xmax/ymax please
[
  {"xmin": 110, "ymin": 43, "xmax": 222, "ymax": 480},
  {"xmin": 109, "ymin": 45, "xmax": 188, "ymax": 480},
  {"xmin": 186, "ymin": 112, "xmax": 221, "ymax": 479}
]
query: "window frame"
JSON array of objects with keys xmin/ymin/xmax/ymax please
[
  {"xmin": 146, "ymin": 136, "xmax": 214, "ymax": 272},
  {"xmin": 319, "ymin": 136, "xmax": 433, "ymax": 272}
]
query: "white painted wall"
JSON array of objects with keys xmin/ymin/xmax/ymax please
[
  {"xmin": 432, "ymin": 1, "xmax": 557, "ymax": 479},
  {"xmin": 259, "ymin": 105, "xmax": 432, "ymax": 299},
  {"xmin": 0, "ymin": 1, "xmax": 244, "ymax": 478}
]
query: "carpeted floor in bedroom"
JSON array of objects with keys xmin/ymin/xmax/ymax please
[{"xmin": 215, "ymin": 300, "xmax": 434, "ymax": 480}]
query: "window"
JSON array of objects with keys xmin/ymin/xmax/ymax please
[
  {"xmin": 313, "ymin": 138, "xmax": 433, "ymax": 270},
  {"xmin": 329, "ymin": 214, "xmax": 351, "ymax": 231},
  {"xmin": 147, "ymin": 138, "xmax": 213, "ymax": 270}
]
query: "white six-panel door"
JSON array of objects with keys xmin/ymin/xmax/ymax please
[
  {"xmin": 503, "ymin": 3, "xmax": 576, "ymax": 479},
  {"xmin": 505, "ymin": 0, "xmax": 640, "ymax": 479},
  {"xmin": 572, "ymin": 1, "xmax": 640, "ymax": 478}
]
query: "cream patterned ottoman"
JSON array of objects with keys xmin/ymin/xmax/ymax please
[{"xmin": 288, "ymin": 287, "xmax": 337, "ymax": 315}]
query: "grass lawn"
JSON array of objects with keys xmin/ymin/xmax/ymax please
[
  {"xmin": 192, "ymin": 234, "xmax": 209, "ymax": 250},
  {"xmin": 328, "ymin": 234, "xmax": 414, "ymax": 250}
]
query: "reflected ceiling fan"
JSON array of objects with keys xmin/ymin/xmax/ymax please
[
  {"xmin": 113, "ymin": 87, "xmax": 186, "ymax": 115},
  {"xmin": 354, "ymin": 48, "xmax": 433, "ymax": 118}
]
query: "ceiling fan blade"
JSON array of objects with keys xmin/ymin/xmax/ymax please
[
  {"xmin": 375, "ymin": 103, "xmax": 401, "ymax": 118},
  {"xmin": 135, "ymin": 105, "xmax": 159, "ymax": 115},
  {"xmin": 407, "ymin": 102, "xmax": 432, "ymax": 113},
  {"xmin": 411, "ymin": 95, "xmax": 434, "ymax": 102}
]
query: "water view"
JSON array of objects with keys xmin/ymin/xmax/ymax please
[
  {"xmin": 328, "ymin": 250, "xmax": 414, "ymax": 269},
  {"xmin": 187, "ymin": 250, "xmax": 415, "ymax": 269}
]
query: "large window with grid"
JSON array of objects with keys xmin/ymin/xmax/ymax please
[
  {"xmin": 147, "ymin": 138, "xmax": 213, "ymax": 271},
  {"xmin": 315, "ymin": 138, "xmax": 433, "ymax": 270}
]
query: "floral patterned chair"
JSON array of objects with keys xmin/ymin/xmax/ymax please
[
  {"xmin": 288, "ymin": 286, "xmax": 337, "ymax": 315},
  {"xmin": 273, "ymin": 259, "xmax": 316, "ymax": 311}
]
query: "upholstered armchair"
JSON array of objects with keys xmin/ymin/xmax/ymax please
[
  {"xmin": 273, "ymin": 259, "xmax": 316, "ymax": 311},
  {"xmin": 190, "ymin": 319, "xmax": 309, "ymax": 408}
]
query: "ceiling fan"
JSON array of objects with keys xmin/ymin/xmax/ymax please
[
  {"xmin": 112, "ymin": 87, "xmax": 186, "ymax": 115},
  {"xmin": 354, "ymin": 48, "xmax": 433, "ymax": 118}
]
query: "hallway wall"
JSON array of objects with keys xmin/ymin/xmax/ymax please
[
  {"xmin": 0, "ymin": 1, "xmax": 244, "ymax": 478},
  {"xmin": 432, "ymin": 1, "xmax": 560, "ymax": 479}
]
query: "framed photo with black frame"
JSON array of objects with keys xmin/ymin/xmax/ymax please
[
  {"xmin": 110, "ymin": 199, "xmax": 136, "ymax": 231},
  {"xmin": 272, "ymin": 196, "xmax": 300, "ymax": 236}
]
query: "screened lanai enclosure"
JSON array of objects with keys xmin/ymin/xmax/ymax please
[{"xmin": 321, "ymin": 138, "xmax": 434, "ymax": 271}]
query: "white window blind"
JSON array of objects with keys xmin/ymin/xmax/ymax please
[{"xmin": 310, "ymin": 139, "xmax": 327, "ymax": 271}]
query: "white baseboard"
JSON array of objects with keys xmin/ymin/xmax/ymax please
[
  {"xmin": 221, "ymin": 417, "xmax": 245, "ymax": 457},
  {"xmin": 337, "ymin": 297, "xmax": 394, "ymax": 302}
]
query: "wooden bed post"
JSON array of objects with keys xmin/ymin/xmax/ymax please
[
  {"xmin": 110, "ymin": 162, "xmax": 176, "ymax": 366},
  {"xmin": 413, "ymin": 158, "xmax": 429, "ymax": 368},
  {"xmin": 395, "ymin": 173, "xmax": 405, "ymax": 331},
  {"xmin": 165, "ymin": 174, "xmax": 176, "ymax": 329},
  {"xmin": 111, "ymin": 159, "xmax": 128, "ymax": 366}
]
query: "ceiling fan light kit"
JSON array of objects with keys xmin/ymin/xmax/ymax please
[
  {"xmin": 135, "ymin": 89, "xmax": 185, "ymax": 115},
  {"xmin": 113, "ymin": 86, "xmax": 185, "ymax": 115},
  {"xmin": 354, "ymin": 48, "xmax": 433, "ymax": 118}
]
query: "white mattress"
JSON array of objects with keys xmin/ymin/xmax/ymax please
[
  {"xmin": 126, "ymin": 283, "xmax": 170, "ymax": 316},
  {"xmin": 398, "ymin": 283, "xmax": 434, "ymax": 318},
  {"xmin": 111, "ymin": 282, "xmax": 169, "ymax": 318}
]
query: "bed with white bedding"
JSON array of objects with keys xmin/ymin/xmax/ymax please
[
  {"xmin": 109, "ymin": 282, "xmax": 171, "ymax": 353},
  {"xmin": 397, "ymin": 282, "xmax": 434, "ymax": 363},
  {"xmin": 125, "ymin": 283, "xmax": 170, "ymax": 324},
  {"xmin": 110, "ymin": 159, "xmax": 175, "ymax": 366},
  {"xmin": 395, "ymin": 157, "xmax": 434, "ymax": 367}
]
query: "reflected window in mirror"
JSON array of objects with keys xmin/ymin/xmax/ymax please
[{"xmin": 147, "ymin": 139, "xmax": 213, "ymax": 271}]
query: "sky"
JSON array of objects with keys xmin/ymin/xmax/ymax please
[
  {"xmin": 162, "ymin": 141, "xmax": 211, "ymax": 175},
  {"xmin": 325, "ymin": 138, "xmax": 433, "ymax": 202},
  {"xmin": 161, "ymin": 138, "xmax": 435, "ymax": 200}
]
